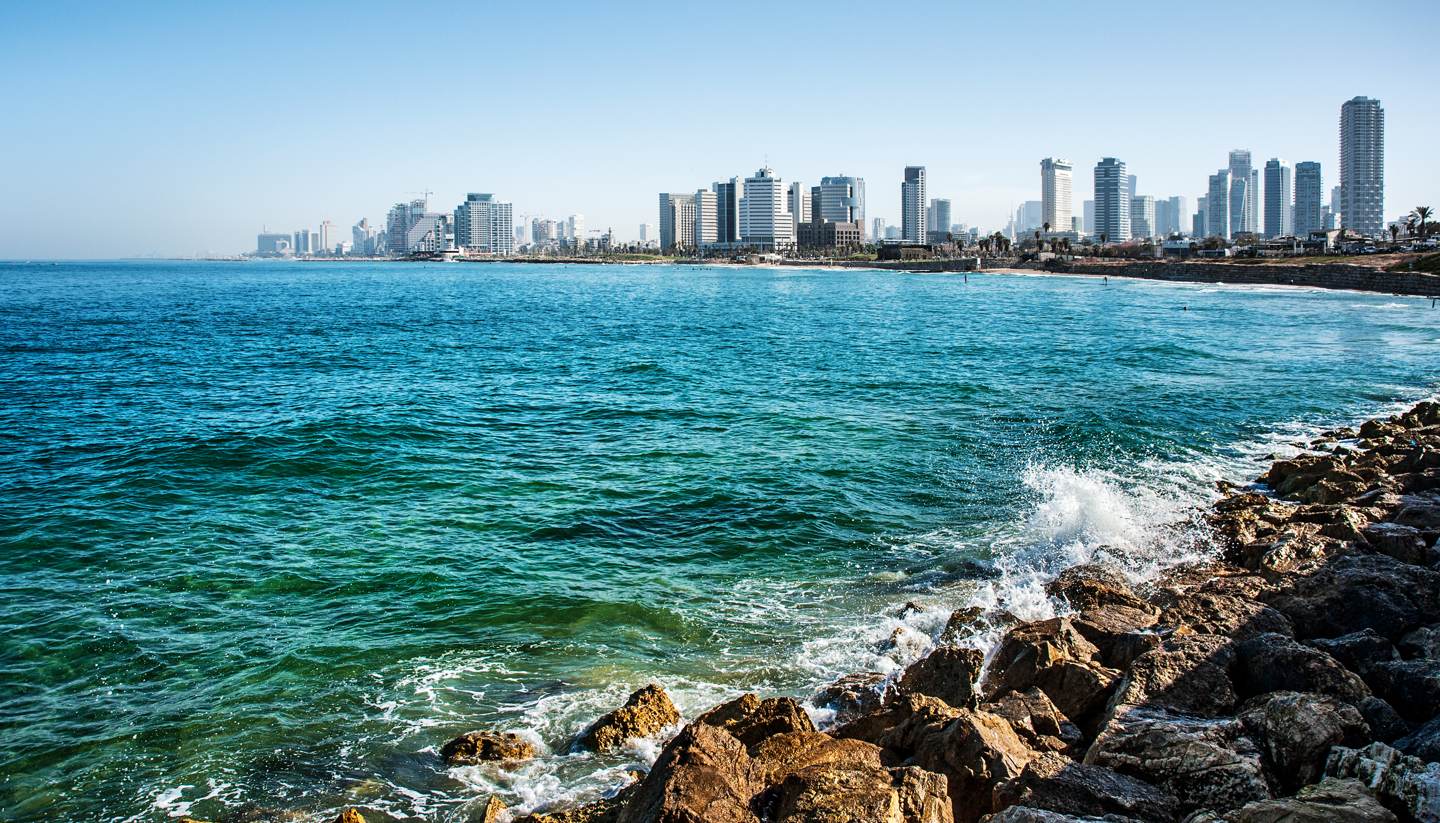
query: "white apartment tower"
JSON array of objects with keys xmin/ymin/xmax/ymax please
[
  {"xmin": 1093, "ymin": 158, "xmax": 1129, "ymax": 242},
  {"xmin": 1340, "ymin": 96, "xmax": 1385, "ymax": 237},
  {"xmin": 900, "ymin": 166, "xmax": 926, "ymax": 243},
  {"xmin": 454, "ymin": 193, "xmax": 514, "ymax": 254},
  {"xmin": 659, "ymin": 193, "xmax": 697, "ymax": 252},
  {"xmin": 1207, "ymin": 170, "xmax": 1231, "ymax": 240},
  {"xmin": 1040, "ymin": 158, "xmax": 1073, "ymax": 233},
  {"xmin": 1262, "ymin": 160, "xmax": 1293, "ymax": 238},
  {"xmin": 694, "ymin": 189, "xmax": 718, "ymax": 248},
  {"xmin": 738, "ymin": 167, "xmax": 793, "ymax": 249}
]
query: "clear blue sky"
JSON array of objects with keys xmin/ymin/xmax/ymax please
[{"xmin": 1, "ymin": 0, "xmax": 1434, "ymax": 257}]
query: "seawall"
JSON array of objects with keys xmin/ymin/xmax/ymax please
[{"xmin": 1014, "ymin": 259, "xmax": 1440, "ymax": 297}]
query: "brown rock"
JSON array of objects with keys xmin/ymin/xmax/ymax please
[
  {"xmin": 695, "ymin": 694, "xmax": 815, "ymax": 749},
  {"xmin": 1070, "ymin": 607, "xmax": 1161, "ymax": 670},
  {"xmin": 476, "ymin": 796, "xmax": 506, "ymax": 823},
  {"xmin": 981, "ymin": 619, "xmax": 1121, "ymax": 723},
  {"xmin": 617, "ymin": 721, "xmax": 759, "ymax": 823},
  {"xmin": 1238, "ymin": 691, "xmax": 1370, "ymax": 791},
  {"xmin": 1227, "ymin": 777, "xmax": 1397, "ymax": 822},
  {"xmin": 909, "ymin": 708, "xmax": 1038, "ymax": 823},
  {"xmin": 1045, "ymin": 565, "xmax": 1157, "ymax": 616},
  {"xmin": 1362, "ymin": 522, "xmax": 1430, "ymax": 565},
  {"xmin": 1083, "ymin": 706, "xmax": 1272, "ymax": 816},
  {"xmin": 1232, "ymin": 633, "xmax": 1371, "ymax": 704},
  {"xmin": 516, "ymin": 778, "xmax": 642, "ymax": 823},
  {"xmin": 1157, "ymin": 592, "xmax": 1293, "ymax": 639},
  {"xmin": 440, "ymin": 730, "xmax": 537, "ymax": 765},
  {"xmin": 991, "ymin": 751, "xmax": 1179, "ymax": 822},
  {"xmin": 1104, "ymin": 634, "xmax": 1237, "ymax": 719},
  {"xmin": 767, "ymin": 763, "xmax": 953, "ymax": 823},
  {"xmin": 1261, "ymin": 553, "xmax": 1440, "ymax": 640},
  {"xmin": 897, "ymin": 645, "xmax": 984, "ymax": 709},
  {"xmin": 1306, "ymin": 629, "xmax": 1399, "ymax": 674},
  {"xmin": 581, "ymin": 684, "xmax": 682, "ymax": 753},
  {"xmin": 335, "ymin": 811, "xmax": 365, "ymax": 823},
  {"xmin": 812, "ymin": 672, "xmax": 892, "ymax": 726},
  {"xmin": 981, "ymin": 688, "xmax": 1081, "ymax": 753},
  {"xmin": 939, "ymin": 607, "xmax": 1020, "ymax": 644}
]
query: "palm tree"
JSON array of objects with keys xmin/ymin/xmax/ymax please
[
  {"xmin": 1389, "ymin": 224, "xmax": 1400, "ymax": 243},
  {"xmin": 1413, "ymin": 206, "xmax": 1433, "ymax": 239}
]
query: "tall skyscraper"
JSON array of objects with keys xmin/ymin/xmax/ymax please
[
  {"xmin": 1340, "ymin": 96, "xmax": 1385, "ymax": 236},
  {"xmin": 1228, "ymin": 150, "xmax": 1257, "ymax": 237},
  {"xmin": 1127, "ymin": 175, "xmax": 1138, "ymax": 200},
  {"xmin": 1194, "ymin": 196, "xmax": 1209, "ymax": 239},
  {"xmin": 872, "ymin": 217, "xmax": 886, "ymax": 241},
  {"xmin": 1262, "ymin": 159, "xmax": 1293, "ymax": 238},
  {"xmin": 1167, "ymin": 196, "xmax": 1188, "ymax": 237},
  {"xmin": 815, "ymin": 176, "xmax": 866, "ymax": 233},
  {"xmin": 711, "ymin": 178, "xmax": 743, "ymax": 244},
  {"xmin": 1207, "ymin": 171, "xmax": 1231, "ymax": 240},
  {"xmin": 1040, "ymin": 158, "xmax": 1073, "ymax": 234},
  {"xmin": 787, "ymin": 182, "xmax": 811, "ymax": 236},
  {"xmin": 658, "ymin": 192, "xmax": 696, "ymax": 252},
  {"xmin": 900, "ymin": 166, "xmax": 926, "ymax": 243},
  {"xmin": 694, "ymin": 189, "xmax": 718, "ymax": 247},
  {"xmin": 1093, "ymin": 158, "xmax": 1130, "ymax": 242},
  {"xmin": 386, "ymin": 200, "xmax": 427, "ymax": 254},
  {"xmin": 638, "ymin": 223, "xmax": 652, "ymax": 243},
  {"xmin": 1294, "ymin": 162, "xmax": 1324, "ymax": 238},
  {"xmin": 567, "ymin": 215, "xmax": 585, "ymax": 243},
  {"xmin": 1015, "ymin": 201, "xmax": 1043, "ymax": 233},
  {"xmin": 927, "ymin": 199, "xmax": 952, "ymax": 240},
  {"xmin": 1082, "ymin": 200, "xmax": 1095, "ymax": 236},
  {"xmin": 454, "ymin": 193, "xmax": 514, "ymax": 254},
  {"xmin": 738, "ymin": 167, "xmax": 793, "ymax": 248},
  {"xmin": 1130, "ymin": 196, "xmax": 1155, "ymax": 239}
]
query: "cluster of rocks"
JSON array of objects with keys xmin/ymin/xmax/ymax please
[{"xmin": 351, "ymin": 401, "xmax": 1440, "ymax": 822}]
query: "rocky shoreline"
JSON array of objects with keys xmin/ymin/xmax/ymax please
[{"xmin": 190, "ymin": 402, "xmax": 1440, "ymax": 823}]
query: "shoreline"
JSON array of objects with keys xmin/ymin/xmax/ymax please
[{"xmin": 380, "ymin": 399, "xmax": 1440, "ymax": 823}]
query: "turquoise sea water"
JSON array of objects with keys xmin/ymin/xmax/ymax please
[{"xmin": 1, "ymin": 260, "xmax": 1437, "ymax": 821}]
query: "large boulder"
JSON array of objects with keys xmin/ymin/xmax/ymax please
[
  {"xmin": 1237, "ymin": 691, "xmax": 1370, "ymax": 791},
  {"xmin": 1306, "ymin": 629, "xmax": 1399, "ymax": 674},
  {"xmin": 812, "ymin": 672, "xmax": 892, "ymax": 726},
  {"xmin": 940, "ymin": 607, "xmax": 1020, "ymax": 645},
  {"xmin": 1104, "ymin": 633, "xmax": 1237, "ymax": 719},
  {"xmin": 1232, "ymin": 633, "xmax": 1371, "ymax": 703},
  {"xmin": 1362, "ymin": 659, "xmax": 1440, "ymax": 723},
  {"xmin": 1225, "ymin": 777, "xmax": 1397, "ymax": 823},
  {"xmin": 1398, "ymin": 624, "xmax": 1440, "ymax": 660},
  {"xmin": 1393, "ymin": 492, "xmax": 1440, "ymax": 529},
  {"xmin": 1261, "ymin": 553, "xmax": 1440, "ymax": 640},
  {"xmin": 695, "ymin": 694, "xmax": 815, "ymax": 749},
  {"xmin": 1070, "ymin": 608, "xmax": 1162, "ymax": 671},
  {"xmin": 981, "ymin": 688, "xmax": 1081, "ymax": 753},
  {"xmin": 1083, "ymin": 706, "xmax": 1272, "ymax": 816},
  {"xmin": 1045, "ymin": 565, "xmax": 1156, "ymax": 616},
  {"xmin": 767, "ymin": 764, "xmax": 953, "ymax": 823},
  {"xmin": 1157, "ymin": 592, "xmax": 1293, "ymax": 639},
  {"xmin": 1397, "ymin": 716, "xmax": 1440, "ymax": 763},
  {"xmin": 991, "ymin": 751, "xmax": 1179, "ymax": 822},
  {"xmin": 897, "ymin": 645, "xmax": 984, "ymax": 710},
  {"xmin": 981, "ymin": 619, "xmax": 1121, "ymax": 724},
  {"xmin": 1363, "ymin": 522, "xmax": 1431, "ymax": 565},
  {"xmin": 1325, "ymin": 742, "xmax": 1440, "ymax": 823},
  {"xmin": 581, "ymin": 685, "xmax": 682, "ymax": 753},
  {"xmin": 616, "ymin": 721, "xmax": 758, "ymax": 823},
  {"xmin": 439, "ymin": 730, "xmax": 537, "ymax": 765}
]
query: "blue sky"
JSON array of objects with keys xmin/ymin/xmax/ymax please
[{"xmin": 1, "ymin": 0, "xmax": 1434, "ymax": 257}]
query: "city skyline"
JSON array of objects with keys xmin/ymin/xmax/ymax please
[{"xmin": 1, "ymin": 0, "xmax": 1435, "ymax": 258}]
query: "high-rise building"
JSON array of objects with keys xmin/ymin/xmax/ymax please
[
  {"xmin": 787, "ymin": 182, "xmax": 811, "ymax": 236},
  {"xmin": 1127, "ymin": 175, "xmax": 1138, "ymax": 200},
  {"xmin": 1093, "ymin": 158, "xmax": 1130, "ymax": 242},
  {"xmin": 1207, "ymin": 170, "xmax": 1230, "ymax": 240},
  {"xmin": 1340, "ymin": 96, "xmax": 1385, "ymax": 237},
  {"xmin": 567, "ymin": 215, "xmax": 585, "ymax": 243},
  {"xmin": 694, "ymin": 189, "xmax": 718, "ymax": 248},
  {"xmin": 738, "ymin": 167, "xmax": 793, "ymax": 249},
  {"xmin": 318, "ymin": 220, "xmax": 333, "ymax": 255},
  {"xmin": 900, "ymin": 166, "xmax": 926, "ymax": 243},
  {"xmin": 1294, "ymin": 162, "xmax": 1324, "ymax": 238},
  {"xmin": 1040, "ymin": 158, "xmax": 1073, "ymax": 235},
  {"xmin": 1130, "ymin": 196, "xmax": 1155, "ymax": 239},
  {"xmin": 1015, "ymin": 201, "xmax": 1043, "ymax": 233},
  {"xmin": 256, "ymin": 233, "xmax": 292, "ymax": 255},
  {"xmin": 872, "ymin": 217, "xmax": 886, "ymax": 241},
  {"xmin": 927, "ymin": 199, "xmax": 952, "ymax": 241},
  {"xmin": 1082, "ymin": 200, "xmax": 1095, "ymax": 236},
  {"xmin": 638, "ymin": 223, "xmax": 652, "ymax": 244},
  {"xmin": 712, "ymin": 178, "xmax": 742, "ymax": 244},
  {"xmin": 351, "ymin": 218, "xmax": 380, "ymax": 256},
  {"xmin": 1262, "ymin": 159, "xmax": 1293, "ymax": 238},
  {"xmin": 292, "ymin": 229, "xmax": 319, "ymax": 255},
  {"xmin": 406, "ymin": 214, "xmax": 451, "ymax": 253},
  {"xmin": 815, "ymin": 176, "xmax": 866, "ymax": 235},
  {"xmin": 387, "ymin": 200, "xmax": 427, "ymax": 254},
  {"xmin": 658, "ymin": 192, "xmax": 697, "ymax": 252},
  {"xmin": 1194, "ymin": 196, "xmax": 1209, "ymax": 239},
  {"xmin": 454, "ymin": 193, "xmax": 514, "ymax": 254},
  {"xmin": 1228, "ymin": 150, "xmax": 1257, "ymax": 237},
  {"xmin": 1167, "ymin": 196, "xmax": 1188, "ymax": 237}
]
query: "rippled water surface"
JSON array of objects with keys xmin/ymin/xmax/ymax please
[{"xmin": 1, "ymin": 260, "xmax": 1437, "ymax": 820}]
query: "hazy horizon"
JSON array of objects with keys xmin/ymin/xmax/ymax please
[{"xmin": 2, "ymin": 0, "xmax": 1435, "ymax": 258}]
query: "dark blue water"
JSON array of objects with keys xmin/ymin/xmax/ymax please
[{"xmin": 0, "ymin": 260, "xmax": 1435, "ymax": 821}]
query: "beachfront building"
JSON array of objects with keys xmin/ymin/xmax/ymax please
[
  {"xmin": 406, "ymin": 213, "xmax": 451, "ymax": 253},
  {"xmin": 1040, "ymin": 158, "xmax": 1073, "ymax": 234},
  {"xmin": 658, "ymin": 192, "xmax": 697, "ymax": 252},
  {"xmin": 815, "ymin": 176, "xmax": 866, "ymax": 235},
  {"xmin": 454, "ymin": 193, "xmax": 514, "ymax": 255},
  {"xmin": 1167, "ymin": 196, "xmax": 1188, "ymax": 237},
  {"xmin": 1340, "ymin": 96, "xmax": 1384, "ymax": 237},
  {"xmin": 797, "ymin": 219, "xmax": 864, "ymax": 249},
  {"xmin": 1194, "ymin": 196, "xmax": 1209, "ymax": 239},
  {"xmin": 712, "ymin": 178, "xmax": 742, "ymax": 244},
  {"xmin": 1207, "ymin": 170, "xmax": 1231, "ymax": 240},
  {"xmin": 351, "ymin": 219, "xmax": 382, "ymax": 256},
  {"xmin": 927, "ymin": 199, "xmax": 952, "ymax": 242},
  {"xmin": 319, "ymin": 220, "xmax": 333, "ymax": 255},
  {"xmin": 900, "ymin": 166, "xmax": 927, "ymax": 243},
  {"xmin": 739, "ymin": 167, "xmax": 793, "ymax": 250},
  {"xmin": 1295, "ymin": 161, "xmax": 1324, "ymax": 238},
  {"xmin": 872, "ymin": 217, "xmax": 886, "ymax": 241},
  {"xmin": 787, "ymin": 182, "xmax": 811, "ymax": 238},
  {"xmin": 1262, "ymin": 160, "xmax": 1293, "ymax": 239},
  {"xmin": 256, "ymin": 233, "xmax": 292, "ymax": 256},
  {"xmin": 1082, "ymin": 200, "xmax": 1094, "ymax": 236},
  {"xmin": 1015, "ymin": 201, "xmax": 1043, "ymax": 234},
  {"xmin": 1130, "ymin": 195, "xmax": 1155, "ymax": 239},
  {"xmin": 292, "ymin": 229, "xmax": 318, "ymax": 255},
  {"xmin": 386, "ymin": 200, "xmax": 428, "ymax": 254},
  {"xmin": 1093, "ymin": 157, "xmax": 1130, "ymax": 242},
  {"xmin": 1227, "ymin": 150, "xmax": 1257, "ymax": 237},
  {"xmin": 694, "ymin": 189, "xmax": 718, "ymax": 248}
]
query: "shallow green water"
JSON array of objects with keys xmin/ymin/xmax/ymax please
[{"xmin": 0, "ymin": 260, "xmax": 1436, "ymax": 821}]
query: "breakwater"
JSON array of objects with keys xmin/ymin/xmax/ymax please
[{"xmin": 1015, "ymin": 259, "xmax": 1440, "ymax": 297}]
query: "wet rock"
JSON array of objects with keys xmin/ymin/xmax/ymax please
[
  {"xmin": 1305, "ymin": 629, "xmax": 1399, "ymax": 675},
  {"xmin": 522, "ymin": 777, "xmax": 643, "ymax": 822},
  {"xmin": 580, "ymin": 684, "xmax": 682, "ymax": 753},
  {"xmin": 897, "ymin": 645, "xmax": 984, "ymax": 709},
  {"xmin": 440, "ymin": 730, "xmax": 537, "ymax": 765},
  {"xmin": 1397, "ymin": 716, "xmax": 1440, "ymax": 763},
  {"xmin": 1398, "ymin": 624, "xmax": 1440, "ymax": 660},
  {"xmin": 1232, "ymin": 633, "xmax": 1371, "ymax": 703},
  {"xmin": 834, "ymin": 693, "xmax": 961, "ymax": 752},
  {"xmin": 1362, "ymin": 659, "xmax": 1440, "ymax": 723},
  {"xmin": 1083, "ymin": 706, "xmax": 1272, "ymax": 816},
  {"xmin": 981, "ymin": 688, "xmax": 1081, "ymax": 753},
  {"xmin": 1363, "ymin": 522, "xmax": 1431, "ymax": 565},
  {"xmin": 1237, "ymin": 691, "xmax": 1370, "ymax": 791},
  {"xmin": 335, "ymin": 812, "xmax": 364, "ymax": 823},
  {"xmin": 767, "ymin": 763, "xmax": 953, "ymax": 823},
  {"xmin": 907, "ymin": 708, "xmax": 1037, "ymax": 823},
  {"xmin": 981, "ymin": 619, "xmax": 1122, "ymax": 724},
  {"xmin": 1071, "ymin": 608, "xmax": 1162, "ymax": 671},
  {"xmin": 1105, "ymin": 634, "xmax": 1237, "ymax": 718},
  {"xmin": 1325, "ymin": 742, "xmax": 1440, "ymax": 823},
  {"xmin": 1261, "ymin": 553, "xmax": 1440, "ymax": 640},
  {"xmin": 615, "ymin": 721, "xmax": 759, "ymax": 823},
  {"xmin": 940, "ymin": 607, "xmax": 1019, "ymax": 644},
  {"xmin": 1225, "ymin": 777, "xmax": 1397, "ymax": 822},
  {"xmin": 696, "ymin": 694, "xmax": 815, "ymax": 749},
  {"xmin": 1157, "ymin": 592, "xmax": 1293, "ymax": 639},
  {"xmin": 812, "ymin": 672, "xmax": 893, "ymax": 726},
  {"xmin": 992, "ymin": 751, "xmax": 1179, "ymax": 822},
  {"xmin": 1045, "ymin": 565, "xmax": 1157, "ymax": 616},
  {"xmin": 475, "ymin": 796, "xmax": 506, "ymax": 823}
]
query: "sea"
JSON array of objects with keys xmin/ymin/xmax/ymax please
[{"xmin": 1, "ymin": 260, "xmax": 1436, "ymax": 821}]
